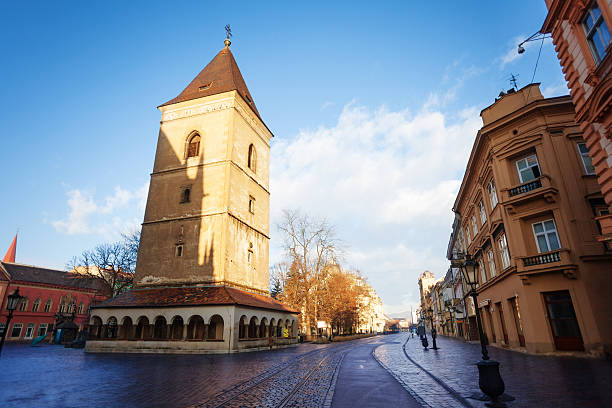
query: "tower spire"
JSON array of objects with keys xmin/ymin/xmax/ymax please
[{"xmin": 3, "ymin": 233, "xmax": 17, "ymax": 263}]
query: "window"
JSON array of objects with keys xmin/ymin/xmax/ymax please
[
  {"xmin": 532, "ymin": 220, "xmax": 561, "ymax": 253},
  {"xmin": 180, "ymin": 186, "xmax": 191, "ymax": 203},
  {"xmin": 187, "ymin": 134, "xmax": 200, "ymax": 158},
  {"xmin": 582, "ymin": 2, "xmax": 611, "ymax": 64},
  {"xmin": 487, "ymin": 249, "xmax": 497, "ymax": 277},
  {"xmin": 78, "ymin": 303, "xmax": 84, "ymax": 314},
  {"xmin": 37, "ymin": 323, "xmax": 48, "ymax": 337},
  {"xmin": 471, "ymin": 215, "xmax": 478, "ymax": 236},
  {"xmin": 248, "ymin": 242, "xmax": 253, "ymax": 263},
  {"xmin": 488, "ymin": 180, "xmax": 498, "ymax": 208},
  {"xmin": 465, "ymin": 228, "xmax": 471, "ymax": 245},
  {"xmin": 249, "ymin": 195, "xmax": 255, "ymax": 214},
  {"xmin": 478, "ymin": 258, "xmax": 487, "ymax": 284},
  {"xmin": 577, "ymin": 143, "xmax": 596, "ymax": 175},
  {"xmin": 44, "ymin": 299, "xmax": 52, "ymax": 313},
  {"xmin": 24, "ymin": 323, "xmax": 35, "ymax": 339},
  {"xmin": 498, "ymin": 233, "xmax": 511, "ymax": 269},
  {"xmin": 19, "ymin": 298, "xmax": 27, "ymax": 312},
  {"xmin": 198, "ymin": 82, "xmax": 212, "ymax": 91},
  {"xmin": 10, "ymin": 323, "xmax": 23, "ymax": 338},
  {"xmin": 516, "ymin": 154, "xmax": 541, "ymax": 183},
  {"xmin": 32, "ymin": 298, "xmax": 40, "ymax": 312},
  {"xmin": 175, "ymin": 244, "xmax": 183, "ymax": 257},
  {"xmin": 0, "ymin": 323, "xmax": 5, "ymax": 337},
  {"xmin": 248, "ymin": 144, "xmax": 257, "ymax": 172},
  {"xmin": 478, "ymin": 201, "xmax": 487, "ymax": 225}
]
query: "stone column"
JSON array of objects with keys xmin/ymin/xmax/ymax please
[
  {"xmin": 182, "ymin": 324, "xmax": 187, "ymax": 340},
  {"xmin": 203, "ymin": 324, "xmax": 209, "ymax": 341}
]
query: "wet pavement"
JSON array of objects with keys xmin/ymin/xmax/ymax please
[
  {"xmin": 332, "ymin": 337, "xmax": 420, "ymax": 407},
  {"xmin": 1, "ymin": 333, "xmax": 611, "ymax": 407},
  {"xmin": 375, "ymin": 332, "xmax": 612, "ymax": 408},
  {"xmin": 0, "ymin": 336, "xmax": 410, "ymax": 408}
]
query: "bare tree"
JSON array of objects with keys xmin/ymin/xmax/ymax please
[
  {"xmin": 67, "ymin": 230, "xmax": 140, "ymax": 298},
  {"xmin": 277, "ymin": 209, "xmax": 341, "ymax": 336}
]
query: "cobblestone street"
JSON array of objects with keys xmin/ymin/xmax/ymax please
[
  {"xmin": 1, "ymin": 333, "xmax": 611, "ymax": 407},
  {"xmin": 375, "ymin": 332, "xmax": 612, "ymax": 408}
]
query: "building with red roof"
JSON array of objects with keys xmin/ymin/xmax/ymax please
[{"xmin": 86, "ymin": 33, "xmax": 298, "ymax": 354}]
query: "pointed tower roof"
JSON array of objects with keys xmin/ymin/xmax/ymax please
[
  {"xmin": 160, "ymin": 41, "xmax": 261, "ymax": 120},
  {"xmin": 3, "ymin": 233, "xmax": 17, "ymax": 263}
]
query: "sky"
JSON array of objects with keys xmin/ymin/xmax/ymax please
[{"xmin": 0, "ymin": 1, "xmax": 567, "ymax": 315}]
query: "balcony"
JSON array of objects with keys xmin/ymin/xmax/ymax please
[
  {"xmin": 522, "ymin": 250, "xmax": 561, "ymax": 266},
  {"xmin": 509, "ymin": 178, "xmax": 542, "ymax": 197},
  {"xmin": 501, "ymin": 175, "xmax": 558, "ymax": 214},
  {"xmin": 517, "ymin": 248, "xmax": 577, "ymax": 283}
]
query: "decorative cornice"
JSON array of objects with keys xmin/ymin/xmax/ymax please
[{"xmin": 161, "ymin": 98, "xmax": 234, "ymax": 122}]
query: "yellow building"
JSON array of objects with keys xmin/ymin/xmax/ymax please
[{"xmin": 86, "ymin": 35, "xmax": 298, "ymax": 354}]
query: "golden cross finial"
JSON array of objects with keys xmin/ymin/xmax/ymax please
[{"xmin": 224, "ymin": 24, "xmax": 232, "ymax": 46}]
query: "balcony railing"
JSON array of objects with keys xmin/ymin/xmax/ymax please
[
  {"xmin": 522, "ymin": 250, "xmax": 561, "ymax": 266},
  {"xmin": 509, "ymin": 178, "xmax": 542, "ymax": 197}
]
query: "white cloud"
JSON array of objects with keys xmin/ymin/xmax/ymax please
[
  {"xmin": 542, "ymin": 83, "xmax": 568, "ymax": 98},
  {"xmin": 321, "ymin": 101, "xmax": 334, "ymax": 110},
  {"xmin": 52, "ymin": 182, "xmax": 148, "ymax": 240},
  {"xmin": 270, "ymin": 101, "xmax": 480, "ymax": 311}
]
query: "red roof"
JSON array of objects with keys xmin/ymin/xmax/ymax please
[
  {"xmin": 160, "ymin": 44, "xmax": 261, "ymax": 119},
  {"xmin": 0, "ymin": 261, "xmax": 107, "ymax": 292},
  {"xmin": 92, "ymin": 286, "xmax": 298, "ymax": 313},
  {"xmin": 3, "ymin": 233, "xmax": 16, "ymax": 263}
]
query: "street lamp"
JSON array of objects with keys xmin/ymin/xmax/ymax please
[
  {"xmin": 0, "ymin": 288, "xmax": 24, "ymax": 356},
  {"xmin": 426, "ymin": 306, "xmax": 438, "ymax": 350},
  {"xmin": 461, "ymin": 254, "xmax": 506, "ymax": 404}
]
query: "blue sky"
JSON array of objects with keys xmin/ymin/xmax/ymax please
[{"xmin": 0, "ymin": 1, "xmax": 566, "ymax": 314}]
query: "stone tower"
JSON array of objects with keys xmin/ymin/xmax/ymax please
[
  {"xmin": 135, "ymin": 37, "xmax": 272, "ymax": 295},
  {"xmin": 87, "ymin": 36, "xmax": 297, "ymax": 354}
]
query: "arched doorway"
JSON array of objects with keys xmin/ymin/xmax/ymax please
[
  {"xmin": 187, "ymin": 315, "xmax": 205, "ymax": 340},
  {"xmin": 153, "ymin": 316, "xmax": 167, "ymax": 339},
  {"xmin": 170, "ymin": 316, "xmax": 184, "ymax": 340},
  {"xmin": 208, "ymin": 315, "xmax": 224, "ymax": 340}
]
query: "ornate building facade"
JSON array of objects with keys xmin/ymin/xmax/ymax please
[
  {"xmin": 542, "ymin": 0, "xmax": 612, "ymax": 243},
  {"xmin": 452, "ymin": 84, "xmax": 612, "ymax": 356},
  {"xmin": 86, "ymin": 36, "xmax": 298, "ymax": 354}
]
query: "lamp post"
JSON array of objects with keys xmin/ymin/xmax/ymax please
[
  {"xmin": 460, "ymin": 254, "xmax": 507, "ymax": 405},
  {"xmin": 0, "ymin": 288, "xmax": 24, "ymax": 356},
  {"xmin": 427, "ymin": 306, "xmax": 438, "ymax": 350}
]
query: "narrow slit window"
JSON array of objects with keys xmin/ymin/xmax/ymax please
[
  {"xmin": 248, "ymin": 144, "xmax": 257, "ymax": 172},
  {"xmin": 249, "ymin": 195, "xmax": 255, "ymax": 214},
  {"xmin": 175, "ymin": 244, "xmax": 183, "ymax": 257},
  {"xmin": 180, "ymin": 187, "xmax": 191, "ymax": 203}
]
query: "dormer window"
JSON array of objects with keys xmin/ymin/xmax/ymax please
[
  {"xmin": 582, "ymin": 2, "xmax": 610, "ymax": 64},
  {"xmin": 187, "ymin": 134, "xmax": 200, "ymax": 158},
  {"xmin": 198, "ymin": 82, "xmax": 212, "ymax": 91}
]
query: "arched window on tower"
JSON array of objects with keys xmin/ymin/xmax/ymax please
[
  {"xmin": 248, "ymin": 144, "xmax": 256, "ymax": 172},
  {"xmin": 187, "ymin": 134, "xmax": 200, "ymax": 158}
]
